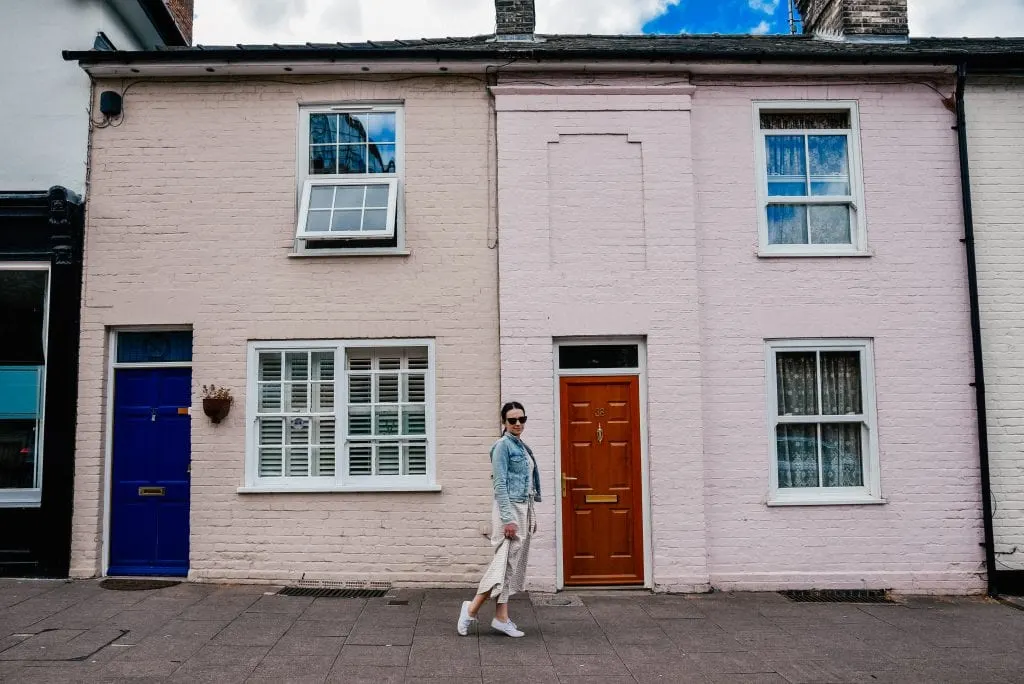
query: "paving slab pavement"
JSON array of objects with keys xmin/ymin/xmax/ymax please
[{"xmin": 0, "ymin": 580, "xmax": 1022, "ymax": 683}]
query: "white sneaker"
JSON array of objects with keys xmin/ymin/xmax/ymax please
[
  {"xmin": 491, "ymin": 618, "xmax": 525, "ymax": 638},
  {"xmin": 457, "ymin": 600, "xmax": 477, "ymax": 636}
]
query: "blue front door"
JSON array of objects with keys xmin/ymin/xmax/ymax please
[{"xmin": 109, "ymin": 368, "xmax": 191, "ymax": 576}]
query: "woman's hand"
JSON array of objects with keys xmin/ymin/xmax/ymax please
[{"xmin": 503, "ymin": 522, "xmax": 519, "ymax": 539}]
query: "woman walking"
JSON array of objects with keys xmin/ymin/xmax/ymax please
[{"xmin": 457, "ymin": 401, "xmax": 541, "ymax": 638}]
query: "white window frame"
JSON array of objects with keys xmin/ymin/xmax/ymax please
[
  {"xmin": 295, "ymin": 104, "xmax": 406, "ymax": 254},
  {"xmin": 241, "ymin": 338, "xmax": 439, "ymax": 493},
  {"xmin": 0, "ymin": 262, "xmax": 50, "ymax": 508},
  {"xmin": 296, "ymin": 177, "xmax": 399, "ymax": 241},
  {"xmin": 765, "ymin": 338, "xmax": 883, "ymax": 506},
  {"xmin": 753, "ymin": 101, "xmax": 868, "ymax": 257}
]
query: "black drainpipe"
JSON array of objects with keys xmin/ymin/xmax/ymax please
[{"xmin": 955, "ymin": 62, "xmax": 998, "ymax": 596}]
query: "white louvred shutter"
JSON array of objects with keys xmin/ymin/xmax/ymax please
[
  {"xmin": 259, "ymin": 352, "xmax": 283, "ymax": 380},
  {"xmin": 258, "ymin": 417, "xmax": 284, "ymax": 476},
  {"xmin": 407, "ymin": 352, "xmax": 428, "ymax": 370},
  {"xmin": 348, "ymin": 407, "xmax": 372, "ymax": 436},
  {"xmin": 287, "ymin": 447, "xmax": 310, "ymax": 476},
  {"xmin": 285, "ymin": 353, "xmax": 310, "ymax": 412},
  {"xmin": 349, "ymin": 442, "xmax": 373, "ymax": 476},
  {"xmin": 378, "ymin": 443, "xmax": 400, "ymax": 475},
  {"xmin": 285, "ymin": 352, "xmax": 309, "ymax": 380},
  {"xmin": 315, "ymin": 417, "xmax": 336, "ymax": 476},
  {"xmin": 375, "ymin": 407, "xmax": 399, "ymax": 436},
  {"xmin": 348, "ymin": 351, "xmax": 372, "ymax": 404},
  {"xmin": 402, "ymin": 407, "xmax": 426, "ymax": 435},
  {"xmin": 313, "ymin": 351, "xmax": 335, "ymax": 411},
  {"xmin": 258, "ymin": 352, "xmax": 283, "ymax": 412},
  {"xmin": 406, "ymin": 443, "xmax": 427, "ymax": 476},
  {"xmin": 406, "ymin": 372, "xmax": 426, "ymax": 403}
]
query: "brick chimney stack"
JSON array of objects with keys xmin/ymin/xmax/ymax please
[
  {"xmin": 165, "ymin": 0, "xmax": 195, "ymax": 45},
  {"xmin": 494, "ymin": 0, "xmax": 536, "ymax": 41},
  {"xmin": 796, "ymin": 0, "xmax": 909, "ymax": 42}
]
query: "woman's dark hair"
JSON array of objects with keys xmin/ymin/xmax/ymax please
[{"xmin": 500, "ymin": 401, "xmax": 526, "ymax": 435}]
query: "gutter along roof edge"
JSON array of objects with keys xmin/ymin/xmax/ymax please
[{"xmin": 62, "ymin": 36, "xmax": 1024, "ymax": 69}]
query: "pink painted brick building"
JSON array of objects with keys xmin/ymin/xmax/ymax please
[
  {"xmin": 494, "ymin": 74, "xmax": 982, "ymax": 593},
  {"xmin": 63, "ymin": 0, "xmax": 998, "ymax": 593}
]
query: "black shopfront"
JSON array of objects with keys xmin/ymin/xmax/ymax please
[{"xmin": 0, "ymin": 187, "xmax": 83, "ymax": 576}]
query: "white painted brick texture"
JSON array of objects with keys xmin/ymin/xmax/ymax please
[
  {"xmin": 967, "ymin": 78, "xmax": 1024, "ymax": 573},
  {"xmin": 71, "ymin": 77, "xmax": 500, "ymax": 584}
]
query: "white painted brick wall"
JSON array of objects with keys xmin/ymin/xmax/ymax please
[
  {"xmin": 71, "ymin": 76, "xmax": 501, "ymax": 584},
  {"xmin": 967, "ymin": 77, "xmax": 1024, "ymax": 573}
]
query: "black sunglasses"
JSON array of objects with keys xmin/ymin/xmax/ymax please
[{"xmin": 505, "ymin": 416, "xmax": 528, "ymax": 425}]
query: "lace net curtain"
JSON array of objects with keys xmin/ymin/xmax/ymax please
[
  {"xmin": 762, "ymin": 111, "xmax": 852, "ymax": 245},
  {"xmin": 776, "ymin": 351, "xmax": 863, "ymax": 488}
]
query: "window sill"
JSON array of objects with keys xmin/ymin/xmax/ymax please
[
  {"xmin": 758, "ymin": 249, "xmax": 872, "ymax": 259},
  {"xmin": 238, "ymin": 484, "xmax": 442, "ymax": 494},
  {"xmin": 767, "ymin": 494, "xmax": 886, "ymax": 507},
  {"xmin": 288, "ymin": 248, "xmax": 411, "ymax": 258},
  {"xmin": 0, "ymin": 490, "xmax": 42, "ymax": 508}
]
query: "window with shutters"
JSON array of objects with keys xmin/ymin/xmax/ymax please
[{"xmin": 244, "ymin": 340, "xmax": 437, "ymax": 492}]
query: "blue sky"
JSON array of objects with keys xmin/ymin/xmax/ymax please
[{"xmin": 644, "ymin": 0, "xmax": 794, "ymax": 35}]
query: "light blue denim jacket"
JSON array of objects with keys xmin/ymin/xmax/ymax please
[{"xmin": 490, "ymin": 434, "xmax": 542, "ymax": 524}]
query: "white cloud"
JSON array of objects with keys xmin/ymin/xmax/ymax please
[
  {"xmin": 536, "ymin": 0, "xmax": 681, "ymax": 34},
  {"xmin": 748, "ymin": 0, "xmax": 781, "ymax": 14},
  {"xmin": 907, "ymin": 0, "xmax": 1024, "ymax": 36},
  {"xmin": 191, "ymin": 0, "xmax": 1024, "ymax": 45},
  {"xmin": 193, "ymin": 0, "xmax": 681, "ymax": 45},
  {"xmin": 751, "ymin": 20, "xmax": 772, "ymax": 34}
]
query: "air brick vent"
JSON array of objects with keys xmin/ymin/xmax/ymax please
[
  {"xmin": 277, "ymin": 586, "xmax": 388, "ymax": 598},
  {"xmin": 780, "ymin": 589, "xmax": 894, "ymax": 603}
]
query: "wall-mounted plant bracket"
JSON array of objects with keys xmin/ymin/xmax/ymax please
[{"xmin": 201, "ymin": 384, "xmax": 233, "ymax": 424}]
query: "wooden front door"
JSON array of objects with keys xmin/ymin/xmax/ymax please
[{"xmin": 560, "ymin": 376, "xmax": 644, "ymax": 585}]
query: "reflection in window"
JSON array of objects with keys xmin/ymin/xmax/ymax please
[
  {"xmin": 117, "ymin": 331, "xmax": 193, "ymax": 363},
  {"xmin": 0, "ymin": 270, "xmax": 47, "ymax": 364},
  {"xmin": 0, "ymin": 420, "xmax": 37, "ymax": 489},
  {"xmin": 309, "ymin": 112, "xmax": 397, "ymax": 175},
  {"xmin": 299, "ymin": 108, "xmax": 401, "ymax": 248},
  {"xmin": 0, "ymin": 266, "xmax": 48, "ymax": 493},
  {"xmin": 760, "ymin": 109, "xmax": 857, "ymax": 248},
  {"xmin": 559, "ymin": 345, "xmax": 639, "ymax": 369}
]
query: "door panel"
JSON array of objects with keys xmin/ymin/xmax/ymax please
[
  {"xmin": 109, "ymin": 368, "xmax": 191, "ymax": 576},
  {"xmin": 561, "ymin": 376, "xmax": 644, "ymax": 585}
]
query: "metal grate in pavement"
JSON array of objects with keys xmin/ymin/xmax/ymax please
[
  {"xmin": 530, "ymin": 592, "xmax": 585, "ymax": 607},
  {"xmin": 277, "ymin": 586, "xmax": 388, "ymax": 598},
  {"xmin": 100, "ymin": 579, "xmax": 181, "ymax": 591},
  {"xmin": 780, "ymin": 589, "xmax": 894, "ymax": 604}
]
